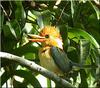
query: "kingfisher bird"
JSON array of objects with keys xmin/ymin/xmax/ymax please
[{"xmin": 28, "ymin": 26, "xmax": 73, "ymax": 75}]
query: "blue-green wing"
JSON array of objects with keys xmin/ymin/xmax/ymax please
[{"xmin": 50, "ymin": 47, "xmax": 72, "ymax": 73}]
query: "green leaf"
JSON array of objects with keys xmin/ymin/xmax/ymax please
[
  {"xmin": 68, "ymin": 28, "xmax": 100, "ymax": 52},
  {"xmin": 47, "ymin": 78, "xmax": 51, "ymax": 88},
  {"xmin": 6, "ymin": 20, "xmax": 21, "ymax": 39},
  {"xmin": 30, "ymin": 10, "xmax": 43, "ymax": 28},
  {"xmin": 13, "ymin": 42, "xmax": 38, "ymax": 57},
  {"xmin": 37, "ymin": 15, "xmax": 44, "ymax": 28},
  {"xmin": 79, "ymin": 39, "xmax": 90, "ymax": 64},
  {"xmin": 1, "ymin": 70, "xmax": 42, "ymax": 88},
  {"xmin": 1, "ymin": 71, "xmax": 11, "ymax": 86},
  {"xmin": 15, "ymin": 1, "xmax": 26, "ymax": 22},
  {"xmin": 79, "ymin": 69, "xmax": 88, "ymax": 88},
  {"xmin": 31, "ymin": 10, "xmax": 54, "ymax": 28},
  {"xmin": 24, "ymin": 53, "xmax": 38, "ymax": 60},
  {"xmin": 90, "ymin": 47, "xmax": 100, "ymax": 81},
  {"xmin": 89, "ymin": 1, "xmax": 100, "ymax": 20},
  {"xmin": 10, "ymin": 20, "xmax": 21, "ymax": 39},
  {"xmin": 13, "ymin": 79, "xmax": 28, "ymax": 88},
  {"xmin": 67, "ymin": 46, "xmax": 79, "ymax": 63},
  {"xmin": 14, "ymin": 70, "xmax": 42, "ymax": 88},
  {"xmin": 3, "ymin": 25, "xmax": 14, "ymax": 38},
  {"xmin": 6, "ymin": 21, "xmax": 17, "ymax": 39},
  {"xmin": 87, "ymin": 73, "xmax": 96, "ymax": 87},
  {"xmin": 59, "ymin": 25, "xmax": 68, "ymax": 42},
  {"xmin": 87, "ymin": 14, "xmax": 100, "ymax": 44},
  {"xmin": 1, "ymin": 33, "xmax": 17, "ymax": 52},
  {"xmin": 41, "ymin": 10, "xmax": 54, "ymax": 26}
]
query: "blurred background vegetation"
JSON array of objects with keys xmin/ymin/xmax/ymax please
[{"xmin": 0, "ymin": 0, "xmax": 100, "ymax": 88}]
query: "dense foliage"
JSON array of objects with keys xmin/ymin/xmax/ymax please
[{"xmin": 1, "ymin": 1, "xmax": 100, "ymax": 88}]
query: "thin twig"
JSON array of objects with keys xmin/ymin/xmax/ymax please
[
  {"xmin": 0, "ymin": 52, "xmax": 74, "ymax": 88},
  {"xmin": 56, "ymin": 3, "xmax": 68, "ymax": 26},
  {"xmin": 0, "ymin": 4, "xmax": 10, "ymax": 21}
]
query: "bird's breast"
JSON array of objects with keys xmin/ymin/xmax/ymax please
[{"xmin": 39, "ymin": 46, "xmax": 63, "ymax": 75}]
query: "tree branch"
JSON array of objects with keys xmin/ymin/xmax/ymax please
[{"xmin": 0, "ymin": 52, "xmax": 74, "ymax": 88}]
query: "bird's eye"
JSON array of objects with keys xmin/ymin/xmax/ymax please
[{"xmin": 45, "ymin": 35, "xmax": 49, "ymax": 38}]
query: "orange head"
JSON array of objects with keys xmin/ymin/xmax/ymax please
[{"xmin": 28, "ymin": 26, "xmax": 63, "ymax": 49}]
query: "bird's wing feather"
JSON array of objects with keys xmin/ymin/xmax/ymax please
[{"xmin": 50, "ymin": 47, "xmax": 72, "ymax": 73}]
